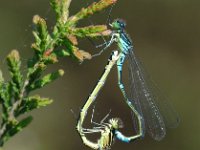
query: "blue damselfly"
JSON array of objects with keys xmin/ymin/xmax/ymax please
[
  {"xmin": 76, "ymin": 3, "xmax": 179, "ymax": 150},
  {"xmin": 91, "ymin": 18, "xmax": 180, "ymax": 142}
]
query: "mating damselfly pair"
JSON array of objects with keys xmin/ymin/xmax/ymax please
[{"xmin": 76, "ymin": 2, "xmax": 180, "ymax": 150}]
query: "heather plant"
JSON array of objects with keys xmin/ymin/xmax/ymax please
[{"xmin": 0, "ymin": 0, "xmax": 116, "ymax": 147}]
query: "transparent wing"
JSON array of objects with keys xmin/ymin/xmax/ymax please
[{"xmin": 126, "ymin": 49, "xmax": 179, "ymax": 141}]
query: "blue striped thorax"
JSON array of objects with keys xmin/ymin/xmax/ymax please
[{"xmin": 110, "ymin": 19, "xmax": 133, "ymax": 54}]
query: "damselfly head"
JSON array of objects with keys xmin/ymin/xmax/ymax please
[
  {"xmin": 109, "ymin": 118, "xmax": 124, "ymax": 129},
  {"xmin": 110, "ymin": 19, "xmax": 126, "ymax": 30}
]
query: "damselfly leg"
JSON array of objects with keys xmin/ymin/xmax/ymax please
[
  {"xmin": 92, "ymin": 33, "xmax": 117, "ymax": 57},
  {"xmin": 90, "ymin": 105, "xmax": 112, "ymax": 128}
]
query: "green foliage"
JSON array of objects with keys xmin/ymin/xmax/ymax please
[
  {"xmin": 17, "ymin": 96, "xmax": 53, "ymax": 116},
  {"xmin": 27, "ymin": 69, "xmax": 64, "ymax": 92},
  {"xmin": 0, "ymin": 116, "xmax": 33, "ymax": 146},
  {"xmin": 0, "ymin": 0, "xmax": 117, "ymax": 147}
]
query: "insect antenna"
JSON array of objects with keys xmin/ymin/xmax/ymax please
[
  {"xmin": 83, "ymin": 1, "xmax": 117, "ymax": 53},
  {"xmin": 106, "ymin": 3, "xmax": 115, "ymax": 27},
  {"xmin": 70, "ymin": 108, "xmax": 79, "ymax": 120}
]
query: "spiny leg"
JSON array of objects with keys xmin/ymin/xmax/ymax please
[
  {"xmin": 83, "ymin": 110, "xmax": 107, "ymax": 132},
  {"xmin": 81, "ymin": 128, "xmax": 103, "ymax": 134},
  {"xmin": 86, "ymin": 0, "xmax": 115, "ymax": 49},
  {"xmin": 92, "ymin": 34, "xmax": 117, "ymax": 57},
  {"xmin": 87, "ymin": 36, "xmax": 108, "ymax": 49},
  {"xmin": 100, "ymin": 109, "xmax": 112, "ymax": 124},
  {"xmin": 91, "ymin": 105, "xmax": 107, "ymax": 127},
  {"xmin": 84, "ymin": 7, "xmax": 109, "ymax": 50},
  {"xmin": 116, "ymin": 54, "xmax": 144, "ymax": 141}
]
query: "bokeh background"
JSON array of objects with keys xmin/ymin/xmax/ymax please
[{"xmin": 0, "ymin": 0, "xmax": 200, "ymax": 150}]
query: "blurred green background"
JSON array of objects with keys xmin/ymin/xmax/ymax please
[{"xmin": 0, "ymin": 0, "xmax": 200, "ymax": 150}]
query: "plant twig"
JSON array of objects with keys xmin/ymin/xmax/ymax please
[{"xmin": 0, "ymin": 0, "xmax": 117, "ymax": 147}]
